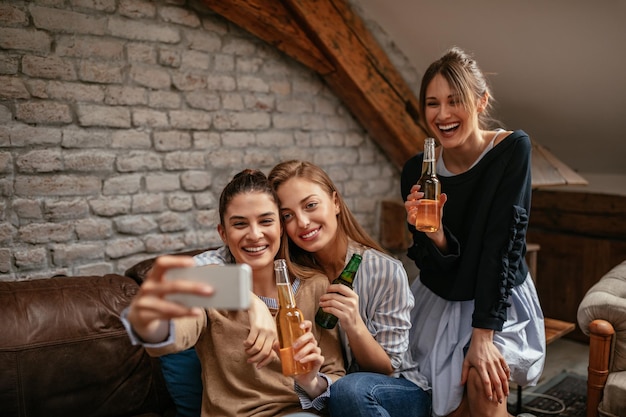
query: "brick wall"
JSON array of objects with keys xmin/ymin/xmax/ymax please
[{"xmin": 0, "ymin": 0, "xmax": 419, "ymax": 281}]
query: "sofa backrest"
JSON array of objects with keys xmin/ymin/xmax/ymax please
[{"xmin": 0, "ymin": 274, "xmax": 173, "ymax": 417}]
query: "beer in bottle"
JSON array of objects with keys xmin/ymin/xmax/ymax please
[
  {"xmin": 415, "ymin": 137, "xmax": 441, "ymax": 232},
  {"xmin": 274, "ymin": 259, "xmax": 312, "ymax": 376},
  {"xmin": 314, "ymin": 253, "xmax": 362, "ymax": 329}
]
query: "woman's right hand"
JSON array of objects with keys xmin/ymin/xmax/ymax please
[
  {"xmin": 127, "ymin": 255, "xmax": 214, "ymax": 343},
  {"xmin": 244, "ymin": 295, "xmax": 279, "ymax": 368}
]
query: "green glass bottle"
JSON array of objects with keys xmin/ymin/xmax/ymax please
[{"xmin": 315, "ymin": 253, "xmax": 362, "ymax": 329}]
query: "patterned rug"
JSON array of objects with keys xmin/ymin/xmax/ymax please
[{"xmin": 514, "ymin": 372, "xmax": 587, "ymax": 417}]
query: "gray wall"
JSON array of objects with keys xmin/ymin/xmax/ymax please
[{"xmin": 0, "ymin": 0, "xmax": 409, "ymax": 281}]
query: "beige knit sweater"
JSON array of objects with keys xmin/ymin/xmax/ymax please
[{"xmin": 146, "ymin": 274, "xmax": 346, "ymax": 417}]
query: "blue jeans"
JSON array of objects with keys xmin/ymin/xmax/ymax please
[{"xmin": 329, "ymin": 372, "xmax": 431, "ymax": 417}]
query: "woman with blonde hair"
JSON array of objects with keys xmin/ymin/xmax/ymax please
[{"xmin": 269, "ymin": 160, "xmax": 430, "ymax": 417}]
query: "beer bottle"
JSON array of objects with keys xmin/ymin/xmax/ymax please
[
  {"xmin": 274, "ymin": 259, "xmax": 312, "ymax": 376},
  {"xmin": 315, "ymin": 253, "xmax": 362, "ymax": 329},
  {"xmin": 415, "ymin": 137, "xmax": 441, "ymax": 232}
]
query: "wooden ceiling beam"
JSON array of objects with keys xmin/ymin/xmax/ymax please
[
  {"xmin": 202, "ymin": 0, "xmax": 427, "ymax": 169},
  {"xmin": 201, "ymin": 0, "xmax": 334, "ymax": 74}
]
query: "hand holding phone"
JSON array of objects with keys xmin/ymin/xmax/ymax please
[{"xmin": 164, "ymin": 264, "xmax": 252, "ymax": 310}]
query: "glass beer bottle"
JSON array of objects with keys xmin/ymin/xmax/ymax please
[
  {"xmin": 314, "ymin": 253, "xmax": 362, "ymax": 329},
  {"xmin": 415, "ymin": 137, "xmax": 441, "ymax": 232},
  {"xmin": 274, "ymin": 259, "xmax": 312, "ymax": 376}
]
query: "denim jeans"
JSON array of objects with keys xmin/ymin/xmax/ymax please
[{"xmin": 329, "ymin": 372, "xmax": 431, "ymax": 417}]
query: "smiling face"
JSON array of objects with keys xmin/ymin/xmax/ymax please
[
  {"xmin": 424, "ymin": 73, "xmax": 482, "ymax": 150},
  {"xmin": 274, "ymin": 177, "xmax": 340, "ymax": 255},
  {"xmin": 218, "ymin": 191, "xmax": 281, "ymax": 274}
]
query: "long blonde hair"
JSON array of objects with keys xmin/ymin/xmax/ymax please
[{"xmin": 268, "ymin": 160, "xmax": 385, "ymax": 273}]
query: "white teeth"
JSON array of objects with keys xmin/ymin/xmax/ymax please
[
  {"xmin": 301, "ymin": 229, "xmax": 318, "ymax": 239},
  {"xmin": 439, "ymin": 123, "xmax": 459, "ymax": 131},
  {"xmin": 244, "ymin": 245, "xmax": 267, "ymax": 252}
]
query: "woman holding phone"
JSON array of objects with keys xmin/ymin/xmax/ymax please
[{"xmin": 123, "ymin": 169, "xmax": 345, "ymax": 417}]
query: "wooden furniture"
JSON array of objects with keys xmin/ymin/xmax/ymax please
[
  {"xmin": 527, "ymin": 190, "xmax": 626, "ymax": 342},
  {"xmin": 577, "ymin": 260, "xmax": 626, "ymax": 417}
]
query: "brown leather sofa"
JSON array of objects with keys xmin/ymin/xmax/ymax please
[{"xmin": 0, "ymin": 273, "xmax": 175, "ymax": 417}]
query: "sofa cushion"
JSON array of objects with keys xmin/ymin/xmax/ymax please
[{"xmin": 0, "ymin": 274, "xmax": 173, "ymax": 417}]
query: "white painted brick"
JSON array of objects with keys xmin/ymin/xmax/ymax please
[
  {"xmin": 145, "ymin": 173, "xmax": 180, "ymax": 192},
  {"xmin": 16, "ymin": 149, "xmax": 63, "ymax": 173},
  {"xmin": 126, "ymin": 43, "xmax": 157, "ymax": 64},
  {"xmin": 154, "ymin": 131, "xmax": 191, "ymax": 151},
  {"xmin": 186, "ymin": 30, "xmax": 221, "ymax": 53},
  {"xmin": 163, "ymin": 151, "xmax": 205, "ymax": 170},
  {"xmin": 78, "ymin": 60, "xmax": 124, "ymax": 84},
  {"xmin": 105, "ymin": 237, "xmax": 145, "ymax": 258},
  {"xmin": 132, "ymin": 108, "xmax": 169, "ymax": 128},
  {"xmin": 75, "ymin": 218, "xmax": 113, "ymax": 240},
  {"xmin": 169, "ymin": 109, "xmax": 211, "ymax": 129},
  {"xmin": 0, "ymin": 27, "xmax": 51, "ymax": 54},
  {"xmin": 181, "ymin": 170, "xmax": 211, "ymax": 191},
  {"xmin": 71, "ymin": 0, "xmax": 116, "ymax": 12},
  {"xmin": 143, "ymin": 233, "xmax": 186, "ymax": 253},
  {"xmin": 102, "ymin": 174, "xmax": 142, "ymax": 195},
  {"xmin": 64, "ymin": 151, "xmax": 116, "ymax": 172},
  {"xmin": 56, "ymin": 36, "xmax": 124, "ymax": 60},
  {"xmin": 108, "ymin": 16, "xmax": 180, "ymax": 43},
  {"xmin": 159, "ymin": 6, "xmax": 200, "ymax": 28},
  {"xmin": 31, "ymin": 6, "xmax": 106, "ymax": 35},
  {"xmin": 130, "ymin": 64, "xmax": 171, "ymax": 89},
  {"xmin": 7, "ymin": 124, "xmax": 62, "ymax": 147},
  {"xmin": 43, "ymin": 198, "xmax": 90, "ymax": 221},
  {"xmin": 111, "ymin": 130, "xmax": 151, "ymax": 149},
  {"xmin": 149, "ymin": 90, "xmax": 181, "ymax": 109},
  {"xmin": 16, "ymin": 101, "xmax": 72, "ymax": 124},
  {"xmin": 18, "ymin": 222, "xmax": 73, "ymax": 244},
  {"xmin": 185, "ymin": 91, "xmax": 220, "ymax": 111},
  {"xmin": 0, "ymin": 248, "xmax": 11, "ymax": 274},
  {"xmin": 118, "ymin": 0, "xmax": 156, "ymax": 19},
  {"xmin": 157, "ymin": 211, "xmax": 187, "ymax": 232},
  {"xmin": 132, "ymin": 193, "xmax": 165, "ymax": 213},
  {"xmin": 89, "ymin": 196, "xmax": 132, "ymax": 217},
  {"xmin": 172, "ymin": 71, "xmax": 207, "ymax": 91},
  {"xmin": 114, "ymin": 215, "xmax": 157, "ymax": 234},
  {"xmin": 14, "ymin": 247, "xmax": 47, "ymax": 270},
  {"xmin": 0, "ymin": 76, "xmax": 29, "ymax": 99},
  {"xmin": 15, "ymin": 174, "xmax": 101, "ymax": 196},
  {"xmin": 116, "ymin": 151, "xmax": 163, "ymax": 172},
  {"xmin": 0, "ymin": 4, "xmax": 29, "ymax": 26},
  {"xmin": 105, "ymin": 85, "xmax": 147, "ymax": 106},
  {"xmin": 47, "ymin": 81, "xmax": 105, "ymax": 102},
  {"xmin": 77, "ymin": 104, "xmax": 131, "ymax": 128},
  {"xmin": 0, "ymin": 222, "xmax": 16, "ymax": 245},
  {"xmin": 167, "ymin": 192, "xmax": 193, "ymax": 211},
  {"xmin": 62, "ymin": 128, "xmax": 111, "ymax": 148}
]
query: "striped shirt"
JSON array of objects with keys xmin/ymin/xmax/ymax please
[{"xmin": 345, "ymin": 241, "xmax": 429, "ymax": 390}]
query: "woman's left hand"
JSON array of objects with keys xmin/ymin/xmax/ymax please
[
  {"xmin": 244, "ymin": 295, "xmax": 279, "ymax": 368},
  {"xmin": 291, "ymin": 320, "xmax": 327, "ymax": 398},
  {"xmin": 461, "ymin": 328, "xmax": 511, "ymax": 404},
  {"xmin": 318, "ymin": 283, "xmax": 360, "ymax": 332}
]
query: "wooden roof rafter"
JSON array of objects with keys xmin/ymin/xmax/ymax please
[{"xmin": 202, "ymin": 0, "xmax": 427, "ymax": 169}]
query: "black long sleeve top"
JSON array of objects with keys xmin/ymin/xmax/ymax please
[{"xmin": 400, "ymin": 130, "xmax": 532, "ymax": 331}]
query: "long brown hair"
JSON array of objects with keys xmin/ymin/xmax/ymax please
[
  {"xmin": 268, "ymin": 160, "xmax": 385, "ymax": 273},
  {"xmin": 219, "ymin": 169, "xmax": 316, "ymax": 280}
]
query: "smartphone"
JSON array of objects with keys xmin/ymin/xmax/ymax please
[{"xmin": 164, "ymin": 264, "xmax": 252, "ymax": 310}]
